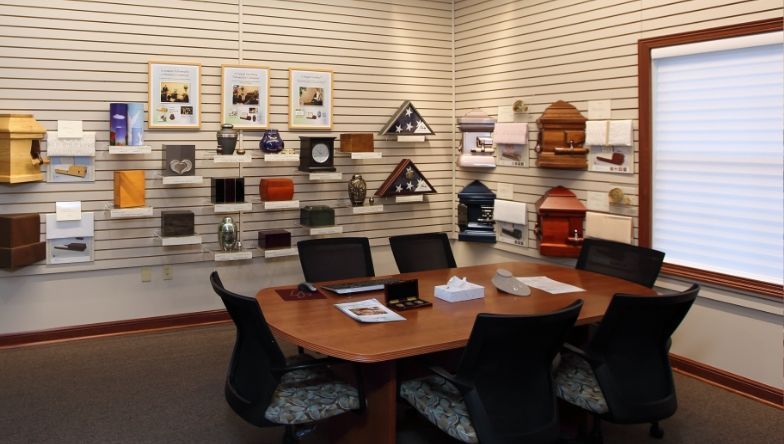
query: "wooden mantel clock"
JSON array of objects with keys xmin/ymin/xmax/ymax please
[{"xmin": 298, "ymin": 136, "xmax": 336, "ymax": 172}]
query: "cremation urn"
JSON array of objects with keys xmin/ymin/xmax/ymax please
[
  {"xmin": 218, "ymin": 216, "xmax": 238, "ymax": 251},
  {"xmin": 348, "ymin": 174, "xmax": 367, "ymax": 207}
]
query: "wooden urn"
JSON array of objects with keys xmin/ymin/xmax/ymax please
[
  {"xmin": 535, "ymin": 101, "xmax": 587, "ymax": 170},
  {"xmin": 0, "ymin": 114, "xmax": 47, "ymax": 183},
  {"xmin": 535, "ymin": 186, "xmax": 586, "ymax": 257}
]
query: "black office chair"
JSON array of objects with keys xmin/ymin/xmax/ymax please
[
  {"xmin": 554, "ymin": 284, "xmax": 700, "ymax": 443},
  {"xmin": 210, "ymin": 271, "xmax": 364, "ymax": 444},
  {"xmin": 400, "ymin": 300, "xmax": 584, "ymax": 444},
  {"xmin": 576, "ymin": 238, "xmax": 665, "ymax": 288},
  {"xmin": 389, "ymin": 232, "xmax": 457, "ymax": 273},
  {"xmin": 297, "ymin": 237, "xmax": 374, "ymax": 282}
]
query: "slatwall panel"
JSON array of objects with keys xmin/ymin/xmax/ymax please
[
  {"xmin": 0, "ymin": 0, "xmax": 454, "ymax": 278},
  {"xmin": 453, "ymin": 0, "xmax": 782, "ymax": 258}
]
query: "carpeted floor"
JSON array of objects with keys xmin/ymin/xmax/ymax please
[{"xmin": 0, "ymin": 323, "xmax": 781, "ymax": 444}]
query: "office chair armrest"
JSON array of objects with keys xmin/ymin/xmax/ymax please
[{"xmin": 428, "ymin": 364, "xmax": 474, "ymax": 391}]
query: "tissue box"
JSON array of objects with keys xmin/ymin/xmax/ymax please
[{"xmin": 434, "ymin": 282, "xmax": 485, "ymax": 302}]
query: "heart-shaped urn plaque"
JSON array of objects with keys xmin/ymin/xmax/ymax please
[{"xmin": 169, "ymin": 159, "xmax": 193, "ymax": 175}]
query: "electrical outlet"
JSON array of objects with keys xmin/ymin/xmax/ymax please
[
  {"xmin": 141, "ymin": 267, "xmax": 152, "ymax": 282},
  {"xmin": 163, "ymin": 265, "xmax": 173, "ymax": 280}
]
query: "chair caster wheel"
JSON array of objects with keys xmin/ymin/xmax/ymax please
[{"xmin": 650, "ymin": 422, "xmax": 664, "ymax": 439}]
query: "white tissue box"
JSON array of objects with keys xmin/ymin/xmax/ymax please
[{"xmin": 434, "ymin": 283, "xmax": 485, "ymax": 302}]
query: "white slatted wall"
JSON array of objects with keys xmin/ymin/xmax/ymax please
[
  {"xmin": 0, "ymin": 0, "xmax": 454, "ymax": 278},
  {"xmin": 453, "ymin": 0, "xmax": 782, "ymax": 258}
]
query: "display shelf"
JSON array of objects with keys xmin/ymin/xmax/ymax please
[
  {"xmin": 162, "ymin": 175, "xmax": 203, "ymax": 185},
  {"xmin": 263, "ymin": 200, "xmax": 299, "ymax": 210},
  {"xmin": 261, "ymin": 247, "xmax": 298, "ymax": 258},
  {"xmin": 308, "ymin": 172, "xmax": 342, "ymax": 181},
  {"xmin": 214, "ymin": 202, "xmax": 253, "ymax": 213},
  {"xmin": 395, "ymin": 195, "xmax": 424, "ymax": 203},
  {"xmin": 307, "ymin": 226, "xmax": 343, "ymax": 235},
  {"xmin": 160, "ymin": 235, "xmax": 202, "ymax": 246},
  {"xmin": 214, "ymin": 250, "xmax": 253, "ymax": 261},
  {"xmin": 350, "ymin": 152, "xmax": 382, "ymax": 160},
  {"xmin": 352, "ymin": 205, "xmax": 384, "ymax": 214},
  {"xmin": 108, "ymin": 145, "xmax": 152, "ymax": 154},
  {"xmin": 213, "ymin": 153, "xmax": 252, "ymax": 163},
  {"xmin": 109, "ymin": 206, "xmax": 154, "ymax": 218},
  {"xmin": 264, "ymin": 153, "xmax": 299, "ymax": 162}
]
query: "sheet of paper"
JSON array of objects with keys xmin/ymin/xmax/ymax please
[
  {"xmin": 57, "ymin": 120, "xmax": 84, "ymax": 138},
  {"xmin": 587, "ymin": 100, "xmax": 611, "ymax": 120},
  {"xmin": 46, "ymin": 212, "xmax": 94, "ymax": 239},
  {"xmin": 55, "ymin": 201, "xmax": 82, "ymax": 221},
  {"xmin": 47, "ymin": 131, "xmax": 96, "ymax": 156},
  {"xmin": 497, "ymin": 105, "xmax": 515, "ymax": 123},
  {"xmin": 516, "ymin": 276, "xmax": 585, "ymax": 294}
]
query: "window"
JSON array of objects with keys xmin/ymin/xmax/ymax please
[{"xmin": 638, "ymin": 19, "xmax": 783, "ymax": 297}]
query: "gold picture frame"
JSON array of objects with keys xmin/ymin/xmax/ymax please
[
  {"xmin": 148, "ymin": 61, "xmax": 201, "ymax": 129},
  {"xmin": 220, "ymin": 64, "xmax": 270, "ymax": 130},
  {"xmin": 288, "ymin": 67, "xmax": 333, "ymax": 130}
]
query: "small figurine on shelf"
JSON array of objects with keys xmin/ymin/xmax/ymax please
[{"xmin": 216, "ymin": 124, "xmax": 238, "ymax": 155}]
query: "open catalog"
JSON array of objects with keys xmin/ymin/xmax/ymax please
[{"xmin": 335, "ymin": 298, "xmax": 406, "ymax": 323}]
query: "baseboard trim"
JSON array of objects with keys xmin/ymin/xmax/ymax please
[
  {"xmin": 670, "ymin": 353, "xmax": 783, "ymax": 408},
  {"xmin": 0, "ymin": 310, "xmax": 230, "ymax": 349}
]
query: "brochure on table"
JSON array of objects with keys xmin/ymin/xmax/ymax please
[{"xmin": 335, "ymin": 299, "xmax": 406, "ymax": 323}]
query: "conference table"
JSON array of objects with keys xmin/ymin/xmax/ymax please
[{"xmin": 256, "ymin": 261, "xmax": 655, "ymax": 443}]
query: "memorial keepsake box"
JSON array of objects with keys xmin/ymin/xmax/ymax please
[
  {"xmin": 161, "ymin": 210, "xmax": 195, "ymax": 237},
  {"xmin": 113, "ymin": 170, "xmax": 146, "ymax": 208},
  {"xmin": 257, "ymin": 229, "xmax": 291, "ymax": 249},
  {"xmin": 299, "ymin": 206, "xmax": 334, "ymax": 227},
  {"xmin": 0, "ymin": 213, "xmax": 45, "ymax": 268},
  {"xmin": 339, "ymin": 133, "xmax": 374, "ymax": 152},
  {"xmin": 163, "ymin": 144, "xmax": 196, "ymax": 176},
  {"xmin": 259, "ymin": 178, "xmax": 294, "ymax": 201},
  {"xmin": 0, "ymin": 114, "xmax": 48, "ymax": 183},
  {"xmin": 211, "ymin": 178, "xmax": 245, "ymax": 203}
]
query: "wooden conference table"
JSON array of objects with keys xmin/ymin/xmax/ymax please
[{"xmin": 256, "ymin": 261, "xmax": 655, "ymax": 443}]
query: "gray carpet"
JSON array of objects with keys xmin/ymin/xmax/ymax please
[{"xmin": 0, "ymin": 323, "xmax": 780, "ymax": 444}]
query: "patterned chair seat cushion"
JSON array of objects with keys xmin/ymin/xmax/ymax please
[
  {"xmin": 400, "ymin": 375, "xmax": 478, "ymax": 443},
  {"xmin": 553, "ymin": 351, "xmax": 609, "ymax": 414},
  {"xmin": 264, "ymin": 356, "xmax": 360, "ymax": 425}
]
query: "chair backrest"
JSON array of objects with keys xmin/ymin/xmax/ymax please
[
  {"xmin": 576, "ymin": 237, "xmax": 665, "ymax": 288},
  {"xmin": 296, "ymin": 237, "xmax": 375, "ymax": 283},
  {"xmin": 455, "ymin": 299, "xmax": 584, "ymax": 444},
  {"xmin": 210, "ymin": 271, "xmax": 286, "ymax": 427},
  {"xmin": 587, "ymin": 284, "xmax": 700, "ymax": 423},
  {"xmin": 389, "ymin": 232, "xmax": 457, "ymax": 273}
]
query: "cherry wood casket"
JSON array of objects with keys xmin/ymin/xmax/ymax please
[
  {"xmin": 535, "ymin": 186, "xmax": 586, "ymax": 257},
  {"xmin": 535, "ymin": 101, "xmax": 588, "ymax": 170},
  {"xmin": 0, "ymin": 213, "xmax": 45, "ymax": 268}
]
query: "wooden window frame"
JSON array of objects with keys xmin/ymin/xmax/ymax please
[{"xmin": 637, "ymin": 18, "xmax": 784, "ymax": 299}]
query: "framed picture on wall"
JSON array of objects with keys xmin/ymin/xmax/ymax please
[
  {"xmin": 288, "ymin": 68, "xmax": 333, "ymax": 130},
  {"xmin": 220, "ymin": 64, "xmax": 270, "ymax": 130},
  {"xmin": 148, "ymin": 61, "xmax": 201, "ymax": 129}
]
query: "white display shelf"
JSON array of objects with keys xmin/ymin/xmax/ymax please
[
  {"xmin": 213, "ymin": 153, "xmax": 252, "ymax": 163},
  {"xmin": 162, "ymin": 175, "xmax": 203, "ymax": 185},
  {"xmin": 263, "ymin": 200, "xmax": 299, "ymax": 210},
  {"xmin": 350, "ymin": 152, "xmax": 382, "ymax": 160},
  {"xmin": 264, "ymin": 153, "xmax": 299, "ymax": 162},
  {"xmin": 108, "ymin": 145, "xmax": 152, "ymax": 154},
  {"xmin": 308, "ymin": 172, "xmax": 342, "ymax": 181},
  {"xmin": 160, "ymin": 235, "xmax": 202, "ymax": 246},
  {"xmin": 395, "ymin": 195, "xmax": 424, "ymax": 203},
  {"xmin": 109, "ymin": 207, "xmax": 154, "ymax": 218},
  {"xmin": 214, "ymin": 202, "xmax": 253, "ymax": 213},
  {"xmin": 214, "ymin": 250, "xmax": 254, "ymax": 261},
  {"xmin": 262, "ymin": 247, "xmax": 298, "ymax": 258},
  {"xmin": 352, "ymin": 205, "xmax": 384, "ymax": 214},
  {"xmin": 307, "ymin": 226, "xmax": 343, "ymax": 235}
]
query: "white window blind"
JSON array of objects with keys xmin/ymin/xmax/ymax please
[{"xmin": 651, "ymin": 33, "xmax": 784, "ymax": 286}]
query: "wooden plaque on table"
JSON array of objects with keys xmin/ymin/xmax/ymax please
[
  {"xmin": 161, "ymin": 210, "xmax": 195, "ymax": 237},
  {"xmin": 339, "ymin": 133, "xmax": 374, "ymax": 152},
  {"xmin": 113, "ymin": 170, "xmax": 145, "ymax": 208}
]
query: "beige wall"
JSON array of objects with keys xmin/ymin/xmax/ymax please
[{"xmin": 0, "ymin": 0, "xmax": 781, "ymax": 389}]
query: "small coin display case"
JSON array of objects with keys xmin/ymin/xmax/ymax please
[{"xmin": 385, "ymin": 279, "xmax": 431, "ymax": 311}]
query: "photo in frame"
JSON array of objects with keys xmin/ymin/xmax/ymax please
[
  {"xmin": 148, "ymin": 61, "xmax": 201, "ymax": 129},
  {"xmin": 289, "ymin": 68, "xmax": 333, "ymax": 129},
  {"xmin": 221, "ymin": 64, "xmax": 269, "ymax": 129}
]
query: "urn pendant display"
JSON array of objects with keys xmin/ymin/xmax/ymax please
[
  {"xmin": 218, "ymin": 216, "xmax": 238, "ymax": 251},
  {"xmin": 348, "ymin": 174, "xmax": 367, "ymax": 207},
  {"xmin": 217, "ymin": 124, "xmax": 239, "ymax": 155},
  {"xmin": 260, "ymin": 129, "xmax": 284, "ymax": 153}
]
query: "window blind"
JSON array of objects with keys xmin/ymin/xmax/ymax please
[{"xmin": 651, "ymin": 37, "xmax": 783, "ymax": 286}]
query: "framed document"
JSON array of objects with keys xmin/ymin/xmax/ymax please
[
  {"xmin": 221, "ymin": 64, "xmax": 270, "ymax": 130},
  {"xmin": 289, "ymin": 68, "xmax": 333, "ymax": 130},
  {"xmin": 148, "ymin": 61, "xmax": 201, "ymax": 129}
]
